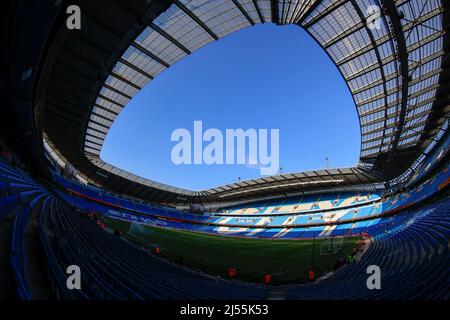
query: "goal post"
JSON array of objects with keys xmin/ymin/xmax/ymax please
[{"xmin": 319, "ymin": 237, "xmax": 344, "ymax": 255}]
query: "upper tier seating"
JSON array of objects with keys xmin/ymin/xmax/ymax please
[{"xmin": 217, "ymin": 192, "xmax": 381, "ymax": 215}]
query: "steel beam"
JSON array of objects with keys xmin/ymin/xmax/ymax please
[{"xmin": 174, "ymin": 0, "xmax": 219, "ymax": 40}]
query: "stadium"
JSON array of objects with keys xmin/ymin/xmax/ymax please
[{"xmin": 0, "ymin": 0, "xmax": 449, "ymax": 304}]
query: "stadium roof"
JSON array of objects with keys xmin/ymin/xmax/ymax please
[{"xmin": 39, "ymin": 0, "xmax": 449, "ymax": 204}]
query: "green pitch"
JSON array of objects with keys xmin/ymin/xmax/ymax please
[{"xmin": 101, "ymin": 216, "xmax": 358, "ymax": 284}]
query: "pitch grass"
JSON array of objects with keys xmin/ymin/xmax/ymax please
[{"xmin": 101, "ymin": 216, "xmax": 358, "ymax": 284}]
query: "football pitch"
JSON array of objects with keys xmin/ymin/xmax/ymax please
[{"xmin": 101, "ymin": 216, "xmax": 358, "ymax": 284}]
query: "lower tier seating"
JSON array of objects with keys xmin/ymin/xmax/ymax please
[
  {"xmin": 41, "ymin": 197, "xmax": 268, "ymax": 300},
  {"xmin": 285, "ymin": 198, "xmax": 450, "ymax": 299}
]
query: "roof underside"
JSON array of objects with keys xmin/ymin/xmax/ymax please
[{"xmin": 41, "ymin": 0, "xmax": 449, "ymax": 204}]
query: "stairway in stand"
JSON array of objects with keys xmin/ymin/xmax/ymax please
[{"xmin": 266, "ymin": 287, "xmax": 286, "ymax": 300}]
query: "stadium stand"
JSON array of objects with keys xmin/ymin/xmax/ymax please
[
  {"xmin": 1, "ymin": 159, "xmax": 269, "ymax": 300},
  {"xmin": 285, "ymin": 198, "xmax": 450, "ymax": 299},
  {"xmin": 0, "ymin": 158, "xmax": 50, "ymax": 299},
  {"xmin": 46, "ymin": 163, "xmax": 449, "ymax": 241},
  {"xmin": 1, "ymin": 143, "xmax": 449, "ymax": 299},
  {"xmin": 1, "ymin": 0, "xmax": 449, "ymax": 301},
  {"xmin": 217, "ymin": 192, "xmax": 382, "ymax": 216},
  {"xmin": 3, "ymin": 149, "xmax": 449, "ymax": 297},
  {"xmin": 41, "ymin": 198, "xmax": 268, "ymax": 300}
]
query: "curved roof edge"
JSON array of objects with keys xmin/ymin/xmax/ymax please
[{"xmin": 38, "ymin": 0, "xmax": 449, "ymax": 204}]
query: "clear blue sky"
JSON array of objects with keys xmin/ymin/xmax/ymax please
[{"xmin": 101, "ymin": 24, "xmax": 360, "ymax": 191}]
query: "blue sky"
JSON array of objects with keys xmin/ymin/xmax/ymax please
[{"xmin": 101, "ymin": 24, "xmax": 360, "ymax": 191}]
